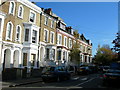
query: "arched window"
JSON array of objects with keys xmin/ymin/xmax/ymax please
[
  {"xmin": 9, "ymin": 1, "xmax": 15, "ymax": 15},
  {"xmin": 18, "ymin": 5, "xmax": 24, "ymax": 18},
  {"xmin": 6, "ymin": 22, "xmax": 13, "ymax": 40},
  {"xmin": 16, "ymin": 25, "xmax": 21, "ymax": 41}
]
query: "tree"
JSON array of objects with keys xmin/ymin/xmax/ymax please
[
  {"xmin": 112, "ymin": 32, "xmax": 120, "ymax": 61},
  {"xmin": 94, "ymin": 44, "xmax": 116, "ymax": 65},
  {"xmin": 69, "ymin": 41, "xmax": 81, "ymax": 66}
]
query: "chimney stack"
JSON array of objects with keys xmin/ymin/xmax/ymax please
[{"xmin": 45, "ymin": 8, "xmax": 52, "ymax": 15}]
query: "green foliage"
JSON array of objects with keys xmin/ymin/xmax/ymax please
[
  {"xmin": 69, "ymin": 42, "xmax": 81, "ymax": 66},
  {"xmin": 94, "ymin": 44, "xmax": 117, "ymax": 65}
]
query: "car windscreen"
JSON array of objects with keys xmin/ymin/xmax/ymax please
[
  {"xmin": 42, "ymin": 67, "xmax": 55, "ymax": 73},
  {"xmin": 56, "ymin": 66, "xmax": 66, "ymax": 71}
]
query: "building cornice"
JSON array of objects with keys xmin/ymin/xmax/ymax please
[{"xmin": 17, "ymin": 0, "xmax": 42, "ymax": 13}]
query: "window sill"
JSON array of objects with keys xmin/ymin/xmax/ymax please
[
  {"xmin": 17, "ymin": 16, "xmax": 23, "ymax": 19},
  {"xmin": 9, "ymin": 13, "xmax": 14, "ymax": 16},
  {"xmin": 44, "ymin": 23, "xmax": 49, "ymax": 26},
  {"xmin": 29, "ymin": 21, "xmax": 35, "ymax": 24},
  {"xmin": 6, "ymin": 38, "xmax": 12, "ymax": 41}
]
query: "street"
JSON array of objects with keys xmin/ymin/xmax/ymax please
[{"xmin": 2, "ymin": 73, "xmax": 120, "ymax": 90}]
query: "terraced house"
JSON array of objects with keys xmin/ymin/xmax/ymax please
[
  {"xmin": 39, "ymin": 8, "xmax": 57, "ymax": 67},
  {"xmin": 0, "ymin": 0, "xmax": 92, "ymax": 80},
  {"xmin": 0, "ymin": 0, "xmax": 42, "ymax": 79}
]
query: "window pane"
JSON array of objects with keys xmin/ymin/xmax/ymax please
[
  {"xmin": 51, "ymin": 33, "xmax": 54, "ymax": 43},
  {"xmin": 57, "ymin": 51, "xmax": 61, "ymax": 60},
  {"xmin": 51, "ymin": 20, "xmax": 54, "ymax": 28},
  {"xmin": 46, "ymin": 48, "xmax": 49, "ymax": 59},
  {"xmin": 7, "ymin": 23, "xmax": 12, "ymax": 39},
  {"xmin": 52, "ymin": 49, "xmax": 55, "ymax": 60},
  {"xmin": 44, "ymin": 30, "xmax": 48, "ymax": 42},
  {"xmin": 32, "ymin": 30, "xmax": 37, "ymax": 43},
  {"xmin": 45, "ymin": 16, "xmax": 48, "ymax": 25},
  {"xmin": 59, "ymin": 35, "xmax": 61, "ymax": 44},
  {"xmin": 11, "ymin": 2, "xmax": 14, "ymax": 13},
  {"xmin": 30, "ymin": 12, "xmax": 35, "ymax": 22},
  {"xmin": 16, "ymin": 26, "xmax": 20, "ymax": 40},
  {"xmin": 23, "ymin": 53, "xmax": 27, "ymax": 66},
  {"xmin": 19, "ymin": 7, "xmax": 22, "ymax": 17},
  {"xmin": 31, "ymin": 54, "xmax": 35, "ymax": 67},
  {"xmin": 25, "ymin": 29, "xmax": 29, "ymax": 41},
  {"xmin": 63, "ymin": 51, "xmax": 65, "ymax": 60}
]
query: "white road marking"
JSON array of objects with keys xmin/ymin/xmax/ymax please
[
  {"xmin": 81, "ymin": 78, "xmax": 87, "ymax": 81},
  {"xmin": 67, "ymin": 86, "xmax": 83, "ymax": 89},
  {"xmin": 75, "ymin": 77, "xmax": 97, "ymax": 87},
  {"xmin": 71, "ymin": 77, "xmax": 79, "ymax": 80}
]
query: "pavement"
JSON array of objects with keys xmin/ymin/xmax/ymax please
[
  {"xmin": 1, "ymin": 74, "xmax": 80, "ymax": 88},
  {"xmin": 1, "ymin": 77, "xmax": 43, "ymax": 88}
]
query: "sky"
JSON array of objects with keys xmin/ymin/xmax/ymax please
[{"xmin": 36, "ymin": 2, "xmax": 118, "ymax": 56}]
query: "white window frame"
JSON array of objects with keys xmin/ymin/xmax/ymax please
[
  {"xmin": 64, "ymin": 36, "xmax": 67, "ymax": 47},
  {"xmin": 15, "ymin": 25, "xmax": 21, "ymax": 42},
  {"xmin": 69, "ymin": 38, "xmax": 72, "ymax": 48},
  {"xmin": 18, "ymin": 5, "xmax": 24, "ymax": 19},
  {"xmin": 6, "ymin": 21, "xmax": 13, "ymax": 40},
  {"xmin": 44, "ymin": 29, "xmax": 49, "ymax": 42},
  {"xmin": 50, "ymin": 31, "xmax": 54, "ymax": 44},
  {"xmin": 44, "ymin": 16, "xmax": 49, "ymax": 26},
  {"xmin": 51, "ymin": 19, "xmax": 54, "ymax": 28},
  {"xmin": 60, "ymin": 23, "xmax": 65, "ymax": 30},
  {"xmin": 9, "ymin": 1, "xmax": 15, "ymax": 15},
  {"xmin": 24, "ymin": 28, "xmax": 29, "ymax": 42},
  {"xmin": 29, "ymin": 10, "xmax": 36, "ymax": 24},
  {"xmin": 32, "ymin": 30, "xmax": 37, "ymax": 43},
  {"xmin": 58, "ymin": 34, "xmax": 62, "ymax": 45}
]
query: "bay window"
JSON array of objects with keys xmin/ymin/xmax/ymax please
[
  {"xmin": 24, "ymin": 29, "xmax": 29, "ymax": 42},
  {"xmin": 32, "ymin": 30, "xmax": 37, "ymax": 43},
  {"xmin": 57, "ymin": 50, "xmax": 61, "ymax": 60},
  {"xmin": 58, "ymin": 34, "xmax": 62, "ymax": 45},
  {"xmin": 44, "ymin": 29, "xmax": 48, "ymax": 42},
  {"xmin": 64, "ymin": 36, "xmax": 67, "ymax": 47},
  {"xmin": 50, "ymin": 32, "xmax": 54, "ymax": 44}
]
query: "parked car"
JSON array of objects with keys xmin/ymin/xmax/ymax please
[
  {"xmin": 41, "ymin": 66, "xmax": 71, "ymax": 82},
  {"xmin": 67, "ymin": 66, "xmax": 75, "ymax": 75},
  {"xmin": 102, "ymin": 66, "xmax": 110, "ymax": 73},
  {"xmin": 102, "ymin": 69, "xmax": 120, "ymax": 86},
  {"xmin": 88, "ymin": 65, "xmax": 98, "ymax": 73},
  {"xmin": 98, "ymin": 66, "xmax": 104, "ymax": 71},
  {"xmin": 77, "ymin": 66, "xmax": 91, "ymax": 75}
]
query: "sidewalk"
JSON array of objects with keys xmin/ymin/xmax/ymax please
[
  {"xmin": 1, "ymin": 77, "xmax": 42, "ymax": 88},
  {"xmin": 1, "ymin": 74, "xmax": 80, "ymax": 88}
]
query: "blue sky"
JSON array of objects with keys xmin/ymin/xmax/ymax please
[{"xmin": 36, "ymin": 2, "xmax": 118, "ymax": 56}]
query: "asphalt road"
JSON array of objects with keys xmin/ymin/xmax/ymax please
[{"xmin": 2, "ymin": 73, "xmax": 120, "ymax": 90}]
